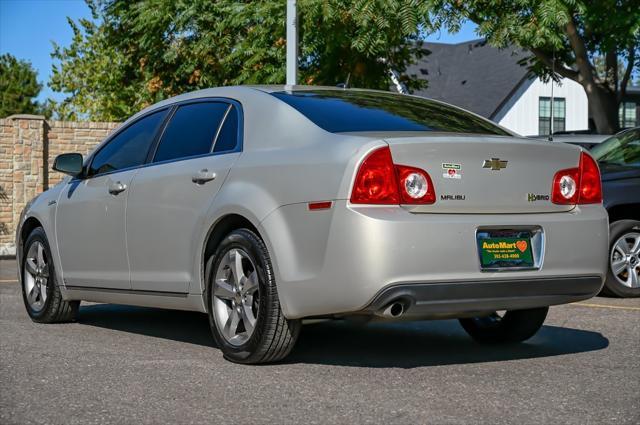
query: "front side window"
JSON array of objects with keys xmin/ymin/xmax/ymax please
[
  {"xmin": 88, "ymin": 109, "xmax": 168, "ymax": 176},
  {"xmin": 538, "ymin": 97, "xmax": 566, "ymax": 136},
  {"xmin": 271, "ymin": 90, "xmax": 510, "ymax": 135},
  {"xmin": 153, "ymin": 102, "xmax": 230, "ymax": 163}
]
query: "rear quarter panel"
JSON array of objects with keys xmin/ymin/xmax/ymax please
[{"xmin": 192, "ymin": 90, "xmax": 382, "ymax": 295}]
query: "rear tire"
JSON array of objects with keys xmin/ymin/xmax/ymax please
[
  {"xmin": 206, "ymin": 228, "xmax": 300, "ymax": 364},
  {"xmin": 459, "ymin": 307, "xmax": 548, "ymax": 344},
  {"xmin": 601, "ymin": 220, "xmax": 640, "ymax": 298},
  {"xmin": 21, "ymin": 227, "xmax": 79, "ymax": 323}
]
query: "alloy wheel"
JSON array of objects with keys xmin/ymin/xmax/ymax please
[
  {"xmin": 212, "ymin": 248, "xmax": 260, "ymax": 346},
  {"xmin": 24, "ymin": 241, "xmax": 49, "ymax": 311},
  {"xmin": 610, "ymin": 232, "xmax": 640, "ymax": 288}
]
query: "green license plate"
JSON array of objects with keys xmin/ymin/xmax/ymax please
[{"xmin": 478, "ymin": 236, "xmax": 534, "ymax": 269}]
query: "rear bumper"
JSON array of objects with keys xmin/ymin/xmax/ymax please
[
  {"xmin": 260, "ymin": 201, "xmax": 608, "ymax": 319},
  {"xmin": 363, "ymin": 276, "xmax": 603, "ymax": 320}
]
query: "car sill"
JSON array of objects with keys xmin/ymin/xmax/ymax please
[{"xmin": 64, "ymin": 285, "xmax": 189, "ymax": 298}]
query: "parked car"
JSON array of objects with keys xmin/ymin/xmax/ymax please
[
  {"xmin": 16, "ymin": 87, "xmax": 608, "ymax": 364},
  {"xmin": 590, "ymin": 128, "xmax": 640, "ymax": 297}
]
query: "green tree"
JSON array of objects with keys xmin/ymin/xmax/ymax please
[
  {"xmin": 426, "ymin": 0, "xmax": 640, "ymax": 134},
  {"xmin": 0, "ymin": 54, "xmax": 43, "ymax": 118},
  {"xmin": 51, "ymin": 0, "xmax": 431, "ymax": 121}
]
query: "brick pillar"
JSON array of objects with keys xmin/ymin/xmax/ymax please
[
  {"xmin": 0, "ymin": 116, "xmax": 118, "ymax": 257},
  {"xmin": 0, "ymin": 115, "xmax": 46, "ymax": 256},
  {"xmin": 0, "ymin": 118, "xmax": 14, "ymax": 255}
]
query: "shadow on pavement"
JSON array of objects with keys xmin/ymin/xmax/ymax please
[
  {"xmin": 78, "ymin": 304, "xmax": 216, "ymax": 348},
  {"xmin": 290, "ymin": 320, "xmax": 609, "ymax": 368},
  {"xmin": 78, "ymin": 304, "xmax": 609, "ymax": 368}
]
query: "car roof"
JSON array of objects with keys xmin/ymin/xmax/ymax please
[
  {"xmin": 122, "ymin": 84, "xmax": 516, "ymax": 138},
  {"xmin": 246, "ymin": 85, "xmax": 396, "ymax": 94},
  {"xmin": 123, "ymin": 85, "xmax": 408, "ymax": 128}
]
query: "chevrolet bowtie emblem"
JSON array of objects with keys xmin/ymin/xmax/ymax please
[{"xmin": 483, "ymin": 158, "xmax": 508, "ymax": 171}]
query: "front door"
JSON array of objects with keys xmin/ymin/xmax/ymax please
[
  {"xmin": 56, "ymin": 171, "xmax": 137, "ymax": 289},
  {"xmin": 126, "ymin": 100, "xmax": 242, "ymax": 293},
  {"xmin": 55, "ymin": 108, "xmax": 169, "ymax": 289}
]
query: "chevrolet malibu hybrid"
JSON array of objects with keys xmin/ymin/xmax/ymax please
[{"xmin": 16, "ymin": 86, "xmax": 608, "ymax": 364}]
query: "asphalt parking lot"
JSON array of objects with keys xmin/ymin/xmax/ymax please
[{"xmin": 1, "ymin": 259, "xmax": 639, "ymax": 424}]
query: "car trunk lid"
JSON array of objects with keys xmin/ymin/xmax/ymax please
[{"xmin": 385, "ymin": 134, "xmax": 581, "ymax": 213}]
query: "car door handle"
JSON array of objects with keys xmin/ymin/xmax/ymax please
[
  {"xmin": 108, "ymin": 181, "xmax": 127, "ymax": 195},
  {"xmin": 192, "ymin": 169, "xmax": 216, "ymax": 185}
]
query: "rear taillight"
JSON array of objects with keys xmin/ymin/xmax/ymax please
[
  {"xmin": 396, "ymin": 165, "xmax": 436, "ymax": 204},
  {"xmin": 552, "ymin": 167, "xmax": 580, "ymax": 204},
  {"xmin": 350, "ymin": 147, "xmax": 400, "ymax": 204},
  {"xmin": 350, "ymin": 146, "xmax": 436, "ymax": 205},
  {"xmin": 552, "ymin": 151, "xmax": 602, "ymax": 205},
  {"xmin": 578, "ymin": 152, "xmax": 602, "ymax": 204}
]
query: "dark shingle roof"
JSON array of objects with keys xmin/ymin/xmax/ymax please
[{"xmin": 406, "ymin": 39, "xmax": 531, "ymax": 118}]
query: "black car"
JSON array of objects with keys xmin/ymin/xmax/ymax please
[{"xmin": 590, "ymin": 128, "xmax": 640, "ymax": 297}]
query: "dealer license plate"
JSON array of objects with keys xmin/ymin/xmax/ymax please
[{"xmin": 477, "ymin": 231, "xmax": 534, "ymax": 270}]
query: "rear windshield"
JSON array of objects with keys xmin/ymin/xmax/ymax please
[{"xmin": 271, "ymin": 90, "xmax": 510, "ymax": 135}]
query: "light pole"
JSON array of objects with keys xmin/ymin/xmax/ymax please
[{"xmin": 286, "ymin": 0, "xmax": 298, "ymax": 86}]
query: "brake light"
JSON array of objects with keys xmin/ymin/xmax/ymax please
[
  {"xmin": 552, "ymin": 152, "xmax": 602, "ymax": 205},
  {"xmin": 578, "ymin": 152, "xmax": 602, "ymax": 204},
  {"xmin": 350, "ymin": 146, "xmax": 436, "ymax": 205},
  {"xmin": 350, "ymin": 147, "xmax": 399, "ymax": 204}
]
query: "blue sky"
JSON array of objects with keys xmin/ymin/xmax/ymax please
[
  {"xmin": 0, "ymin": 0, "xmax": 92, "ymax": 102},
  {"xmin": 0, "ymin": 0, "xmax": 479, "ymax": 103}
]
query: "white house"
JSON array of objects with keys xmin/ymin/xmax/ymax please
[
  {"xmin": 492, "ymin": 77, "xmax": 588, "ymax": 136},
  {"xmin": 407, "ymin": 39, "xmax": 638, "ymax": 136}
]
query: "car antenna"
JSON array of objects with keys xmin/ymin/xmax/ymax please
[{"xmin": 549, "ymin": 46, "xmax": 556, "ymax": 142}]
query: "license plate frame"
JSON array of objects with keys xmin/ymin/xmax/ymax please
[{"xmin": 476, "ymin": 227, "xmax": 544, "ymax": 272}]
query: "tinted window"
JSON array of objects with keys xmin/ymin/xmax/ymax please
[
  {"xmin": 213, "ymin": 105, "xmax": 239, "ymax": 153},
  {"xmin": 591, "ymin": 129, "xmax": 640, "ymax": 167},
  {"xmin": 154, "ymin": 102, "xmax": 229, "ymax": 162},
  {"xmin": 89, "ymin": 109, "xmax": 167, "ymax": 176},
  {"xmin": 271, "ymin": 90, "xmax": 510, "ymax": 135}
]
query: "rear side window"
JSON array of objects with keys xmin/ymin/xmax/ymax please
[
  {"xmin": 271, "ymin": 90, "xmax": 510, "ymax": 136},
  {"xmin": 154, "ymin": 102, "xmax": 229, "ymax": 163},
  {"xmin": 213, "ymin": 105, "xmax": 239, "ymax": 153},
  {"xmin": 88, "ymin": 109, "xmax": 168, "ymax": 176}
]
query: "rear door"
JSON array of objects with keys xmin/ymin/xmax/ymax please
[
  {"xmin": 126, "ymin": 100, "xmax": 242, "ymax": 293},
  {"xmin": 55, "ymin": 109, "xmax": 169, "ymax": 289}
]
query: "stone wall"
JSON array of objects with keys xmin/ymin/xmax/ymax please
[
  {"xmin": 0, "ymin": 115, "xmax": 119, "ymax": 256},
  {"xmin": 46, "ymin": 120, "xmax": 120, "ymax": 187}
]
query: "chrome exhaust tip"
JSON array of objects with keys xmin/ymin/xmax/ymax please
[{"xmin": 380, "ymin": 301, "xmax": 405, "ymax": 318}]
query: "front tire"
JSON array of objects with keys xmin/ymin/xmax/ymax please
[
  {"xmin": 21, "ymin": 227, "xmax": 79, "ymax": 323},
  {"xmin": 206, "ymin": 229, "xmax": 300, "ymax": 364},
  {"xmin": 602, "ymin": 220, "xmax": 640, "ymax": 298},
  {"xmin": 459, "ymin": 307, "xmax": 548, "ymax": 344}
]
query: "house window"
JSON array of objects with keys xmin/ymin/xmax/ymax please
[
  {"xmin": 619, "ymin": 102, "xmax": 638, "ymax": 128},
  {"xmin": 539, "ymin": 97, "xmax": 566, "ymax": 136}
]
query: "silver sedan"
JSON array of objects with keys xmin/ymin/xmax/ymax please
[{"xmin": 16, "ymin": 86, "xmax": 608, "ymax": 363}]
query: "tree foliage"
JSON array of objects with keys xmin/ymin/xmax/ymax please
[
  {"xmin": 51, "ymin": 0, "xmax": 431, "ymax": 121},
  {"xmin": 425, "ymin": 0, "xmax": 640, "ymax": 133},
  {"xmin": 0, "ymin": 54, "xmax": 43, "ymax": 118},
  {"xmin": 50, "ymin": 0, "xmax": 640, "ymax": 132}
]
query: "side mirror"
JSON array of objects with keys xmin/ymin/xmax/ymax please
[{"xmin": 53, "ymin": 153, "xmax": 83, "ymax": 177}]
